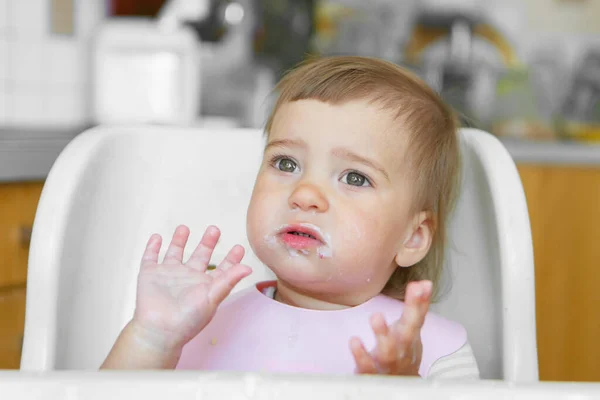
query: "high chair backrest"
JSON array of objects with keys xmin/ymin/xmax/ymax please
[{"xmin": 21, "ymin": 126, "xmax": 538, "ymax": 381}]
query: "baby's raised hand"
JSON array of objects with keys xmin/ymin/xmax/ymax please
[
  {"xmin": 350, "ymin": 280, "xmax": 432, "ymax": 377},
  {"xmin": 132, "ymin": 225, "xmax": 252, "ymax": 353}
]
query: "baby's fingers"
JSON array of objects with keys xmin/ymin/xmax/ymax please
[
  {"xmin": 209, "ymin": 245, "xmax": 245, "ymax": 281},
  {"xmin": 186, "ymin": 226, "xmax": 221, "ymax": 272},
  {"xmin": 370, "ymin": 313, "xmax": 397, "ymax": 371},
  {"xmin": 141, "ymin": 234, "xmax": 162, "ymax": 266},
  {"xmin": 396, "ymin": 281, "xmax": 432, "ymax": 335},
  {"xmin": 350, "ymin": 337, "xmax": 378, "ymax": 374},
  {"xmin": 163, "ymin": 225, "xmax": 191, "ymax": 265},
  {"xmin": 217, "ymin": 245, "xmax": 245, "ymax": 271},
  {"xmin": 208, "ymin": 264, "xmax": 252, "ymax": 306},
  {"xmin": 390, "ymin": 281, "xmax": 431, "ymax": 366}
]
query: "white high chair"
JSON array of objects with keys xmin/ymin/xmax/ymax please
[{"xmin": 20, "ymin": 125, "xmax": 538, "ymax": 382}]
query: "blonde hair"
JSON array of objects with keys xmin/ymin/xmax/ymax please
[{"xmin": 265, "ymin": 56, "xmax": 461, "ymax": 301}]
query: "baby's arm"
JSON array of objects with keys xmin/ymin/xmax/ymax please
[
  {"xmin": 100, "ymin": 225, "xmax": 252, "ymax": 369},
  {"xmin": 101, "ymin": 320, "xmax": 183, "ymax": 369},
  {"xmin": 427, "ymin": 342, "xmax": 479, "ymax": 379}
]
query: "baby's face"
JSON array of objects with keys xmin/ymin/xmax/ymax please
[{"xmin": 246, "ymin": 99, "xmax": 421, "ymax": 302}]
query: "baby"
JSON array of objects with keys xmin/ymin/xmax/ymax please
[{"xmin": 101, "ymin": 56, "xmax": 479, "ymax": 379}]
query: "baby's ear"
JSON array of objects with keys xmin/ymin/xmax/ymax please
[{"xmin": 395, "ymin": 212, "xmax": 434, "ymax": 267}]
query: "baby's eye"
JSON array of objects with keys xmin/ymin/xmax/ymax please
[
  {"xmin": 341, "ymin": 171, "xmax": 371, "ymax": 187},
  {"xmin": 275, "ymin": 157, "xmax": 298, "ymax": 173}
]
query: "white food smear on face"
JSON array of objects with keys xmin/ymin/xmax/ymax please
[
  {"xmin": 297, "ymin": 223, "xmax": 334, "ymax": 259},
  {"xmin": 287, "ymin": 248, "xmax": 301, "ymax": 257},
  {"xmin": 317, "ymin": 245, "xmax": 332, "ymax": 258},
  {"xmin": 264, "ymin": 234, "xmax": 277, "ymax": 248}
]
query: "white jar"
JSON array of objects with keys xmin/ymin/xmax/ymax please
[{"xmin": 92, "ymin": 18, "xmax": 200, "ymax": 125}]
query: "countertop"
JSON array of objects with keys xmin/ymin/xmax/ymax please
[
  {"xmin": 0, "ymin": 127, "xmax": 86, "ymax": 182},
  {"xmin": 1, "ymin": 127, "xmax": 600, "ymax": 182},
  {"xmin": 500, "ymin": 138, "xmax": 600, "ymax": 166}
]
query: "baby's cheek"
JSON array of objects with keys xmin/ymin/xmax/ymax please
[
  {"xmin": 247, "ymin": 189, "xmax": 284, "ymax": 258},
  {"xmin": 339, "ymin": 205, "xmax": 378, "ymax": 239},
  {"xmin": 247, "ymin": 195, "xmax": 270, "ymax": 244},
  {"xmin": 336, "ymin": 210, "xmax": 380, "ymax": 261}
]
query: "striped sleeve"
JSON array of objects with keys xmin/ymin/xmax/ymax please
[{"xmin": 427, "ymin": 341, "xmax": 480, "ymax": 380}]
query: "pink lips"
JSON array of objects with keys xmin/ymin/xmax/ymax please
[{"xmin": 278, "ymin": 224, "xmax": 324, "ymax": 250}]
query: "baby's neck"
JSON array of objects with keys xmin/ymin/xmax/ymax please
[{"xmin": 273, "ymin": 280, "xmax": 366, "ymax": 310}]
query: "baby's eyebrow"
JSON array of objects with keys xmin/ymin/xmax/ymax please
[
  {"xmin": 332, "ymin": 147, "xmax": 390, "ymax": 182},
  {"xmin": 265, "ymin": 138, "xmax": 306, "ymax": 151}
]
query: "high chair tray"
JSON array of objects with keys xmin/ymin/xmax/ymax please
[{"xmin": 1, "ymin": 371, "xmax": 600, "ymax": 399}]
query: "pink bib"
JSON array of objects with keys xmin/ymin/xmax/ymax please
[{"xmin": 176, "ymin": 281, "xmax": 466, "ymax": 377}]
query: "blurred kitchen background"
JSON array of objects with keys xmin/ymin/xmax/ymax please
[{"xmin": 1, "ymin": 0, "xmax": 599, "ymax": 382}]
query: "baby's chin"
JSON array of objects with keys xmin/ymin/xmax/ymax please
[{"xmin": 253, "ymin": 244, "xmax": 337, "ymax": 282}]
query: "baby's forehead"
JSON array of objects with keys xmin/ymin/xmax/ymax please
[
  {"xmin": 272, "ymin": 98, "xmax": 405, "ymax": 135},
  {"xmin": 269, "ymin": 99, "xmax": 410, "ymax": 155}
]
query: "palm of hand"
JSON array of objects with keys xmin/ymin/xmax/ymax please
[
  {"xmin": 136, "ymin": 263, "xmax": 214, "ymax": 343},
  {"xmin": 133, "ymin": 225, "xmax": 252, "ymax": 348}
]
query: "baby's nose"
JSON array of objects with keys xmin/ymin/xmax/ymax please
[{"xmin": 288, "ymin": 182, "xmax": 329, "ymax": 213}]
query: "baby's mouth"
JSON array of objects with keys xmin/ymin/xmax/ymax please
[
  {"xmin": 277, "ymin": 224, "xmax": 325, "ymax": 250},
  {"xmin": 289, "ymin": 231, "xmax": 317, "ymax": 239}
]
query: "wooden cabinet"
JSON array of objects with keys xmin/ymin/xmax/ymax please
[
  {"xmin": 0, "ymin": 288, "xmax": 27, "ymax": 369},
  {"xmin": 0, "ymin": 181, "xmax": 44, "ymax": 369},
  {"xmin": 518, "ymin": 165, "xmax": 600, "ymax": 382}
]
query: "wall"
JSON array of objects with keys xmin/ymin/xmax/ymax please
[{"xmin": 0, "ymin": 0, "xmax": 106, "ymax": 128}]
